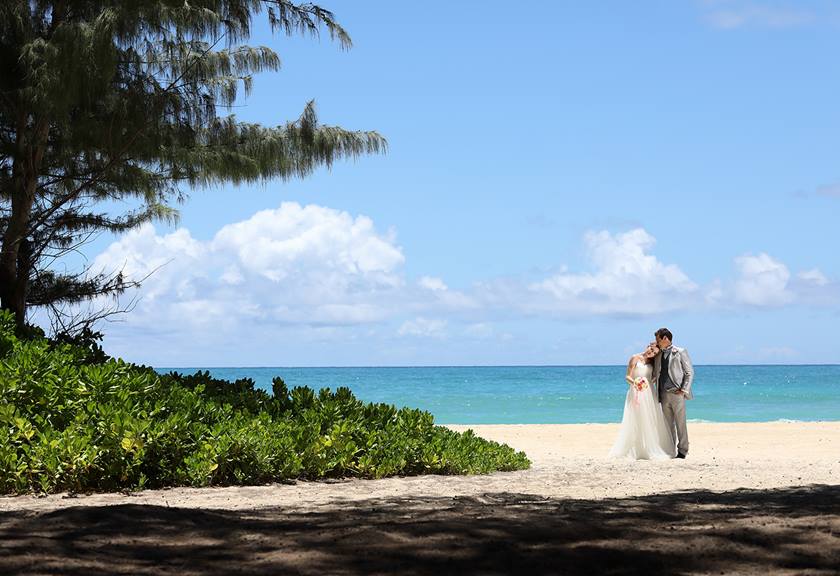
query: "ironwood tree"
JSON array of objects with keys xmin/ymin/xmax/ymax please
[{"xmin": 0, "ymin": 1, "xmax": 386, "ymax": 333}]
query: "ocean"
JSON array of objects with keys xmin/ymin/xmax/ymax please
[{"xmin": 154, "ymin": 365, "xmax": 840, "ymax": 424}]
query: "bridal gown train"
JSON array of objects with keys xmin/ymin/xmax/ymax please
[{"xmin": 609, "ymin": 360, "xmax": 676, "ymax": 460}]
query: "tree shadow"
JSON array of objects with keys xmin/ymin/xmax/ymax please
[{"xmin": 1, "ymin": 484, "xmax": 838, "ymax": 575}]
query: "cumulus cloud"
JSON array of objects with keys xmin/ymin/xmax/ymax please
[
  {"xmin": 91, "ymin": 203, "xmax": 406, "ymax": 333},
  {"xmin": 211, "ymin": 203, "xmax": 404, "ymax": 285},
  {"xmin": 733, "ymin": 253, "xmax": 793, "ymax": 306},
  {"xmin": 91, "ymin": 216, "xmax": 832, "ymax": 331},
  {"xmin": 81, "ymin": 207, "xmax": 837, "ymax": 365},
  {"xmin": 525, "ymin": 229, "xmax": 699, "ymax": 315},
  {"xmin": 724, "ymin": 256, "xmax": 836, "ymax": 309}
]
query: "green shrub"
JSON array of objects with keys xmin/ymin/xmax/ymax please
[{"xmin": 0, "ymin": 311, "xmax": 530, "ymax": 493}]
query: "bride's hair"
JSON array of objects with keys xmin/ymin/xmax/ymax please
[{"xmin": 642, "ymin": 344, "xmax": 658, "ymax": 364}]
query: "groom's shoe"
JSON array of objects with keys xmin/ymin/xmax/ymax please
[{"xmin": 676, "ymin": 453, "xmax": 686, "ymax": 459}]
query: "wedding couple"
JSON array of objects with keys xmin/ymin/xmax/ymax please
[{"xmin": 609, "ymin": 328, "xmax": 694, "ymax": 460}]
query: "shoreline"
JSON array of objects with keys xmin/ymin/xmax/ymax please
[{"xmin": 437, "ymin": 418, "xmax": 840, "ymax": 424}]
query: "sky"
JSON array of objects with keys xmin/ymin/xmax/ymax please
[{"xmin": 42, "ymin": 0, "xmax": 840, "ymax": 366}]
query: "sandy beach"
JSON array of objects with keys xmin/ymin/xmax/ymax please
[{"xmin": 2, "ymin": 422, "xmax": 839, "ymax": 574}]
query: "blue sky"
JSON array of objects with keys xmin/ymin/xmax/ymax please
[{"xmin": 55, "ymin": 1, "xmax": 840, "ymax": 366}]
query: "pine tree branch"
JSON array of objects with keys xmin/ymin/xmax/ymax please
[{"xmin": 21, "ymin": 31, "xmax": 229, "ymax": 239}]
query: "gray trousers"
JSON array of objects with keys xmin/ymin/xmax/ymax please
[{"xmin": 660, "ymin": 391, "xmax": 689, "ymax": 456}]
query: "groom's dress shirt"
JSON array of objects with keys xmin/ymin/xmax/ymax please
[{"xmin": 659, "ymin": 346, "xmax": 678, "ymax": 393}]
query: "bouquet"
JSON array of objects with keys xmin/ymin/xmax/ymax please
[{"xmin": 625, "ymin": 375, "xmax": 649, "ymax": 407}]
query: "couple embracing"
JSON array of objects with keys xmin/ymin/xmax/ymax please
[{"xmin": 609, "ymin": 328, "xmax": 694, "ymax": 460}]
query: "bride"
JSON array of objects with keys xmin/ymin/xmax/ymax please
[{"xmin": 609, "ymin": 342, "xmax": 676, "ymax": 460}]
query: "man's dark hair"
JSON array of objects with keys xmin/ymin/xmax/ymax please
[{"xmin": 655, "ymin": 328, "xmax": 673, "ymax": 342}]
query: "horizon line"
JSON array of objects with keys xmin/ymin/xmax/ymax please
[{"xmin": 152, "ymin": 363, "xmax": 840, "ymax": 369}]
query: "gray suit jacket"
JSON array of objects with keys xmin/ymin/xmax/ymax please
[{"xmin": 652, "ymin": 346, "xmax": 694, "ymax": 401}]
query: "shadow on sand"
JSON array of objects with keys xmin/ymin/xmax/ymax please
[{"xmin": 1, "ymin": 484, "xmax": 838, "ymax": 575}]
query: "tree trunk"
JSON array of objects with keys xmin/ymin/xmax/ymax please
[
  {"xmin": 0, "ymin": 181, "xmax": 36, "ymax": 330},
  {"xmin": 0, "ymin": 116, "xmax": 48, "ymax": 330}
]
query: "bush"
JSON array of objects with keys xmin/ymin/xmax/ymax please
[{"xmin": 0, "ymin": 311, "xmax": 530, "ymax": 493}]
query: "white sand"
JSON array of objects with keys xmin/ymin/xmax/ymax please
[{"xmin": 1, "ymin": 422, "xmax": 838, "ymax": 513}]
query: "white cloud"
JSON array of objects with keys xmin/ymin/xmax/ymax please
[
  {"xmin": 725, "ymin": 257, "xmax": 836, "ymax": 309},
  {"xmin": 733, "ymin": 253, "xmax": 793, "ymax": 306},
  {"xmin": 701, "ymin": 1, "xmax": 815, "ymax": 29},
  {"xmin": 798, "ymin": 268, "xmax": 829, "ymax": 286},
  {"xmin": 90, "ymin": 226, "xmax": 211, "ymax": 324},
  {"xmin": 79, "ymin": 209, "xmax": 837, "ymax": 365},
  {"xmin": 525, "ymin": 229, "xmax": 699, "ymax": 315},
  {"xmin": 220, "ymin": 265, "xmax": 245, "ymax": 285},
  {"xmin": 91, "ymin": 203, "xmax": 406, "ymax": 333},
  {"xmin": 398, "ymin": 317, "xmax": 448, "ymax": 339},
  {"xmin": 414, "ymin": 275, "xmax": 478, "ymax": 311},
  {"xmin": 418, "ymin": 276, "xmax": 447, "ymax": 291},
  {"xmin": 88, "ymin": 219, "xmax": 834, "ymax": 331},
  {"xmin": 211, "ymin": 203, "xmax": 404, "ymax": 286},
  {"xmin": 791, "ymin": 267, "xmax": 838, "ymax": 307}
]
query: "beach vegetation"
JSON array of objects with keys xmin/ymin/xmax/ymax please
[{"xmin": 0, "ymin": 311, "xmax": 530, "ymax": 494}]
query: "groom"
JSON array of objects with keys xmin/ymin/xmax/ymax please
[{"xmin": 652, "ymin": 328, "xmax": 694, "ymax": 459}]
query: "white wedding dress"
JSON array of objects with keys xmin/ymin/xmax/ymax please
[{"xmin": 608, "ymin": 360, "xmax": 676, "ymax": 460}]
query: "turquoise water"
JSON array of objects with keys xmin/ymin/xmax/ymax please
[{"xmin": 154, "ymin": 365, "xmax": 840, "ymax": 424}]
